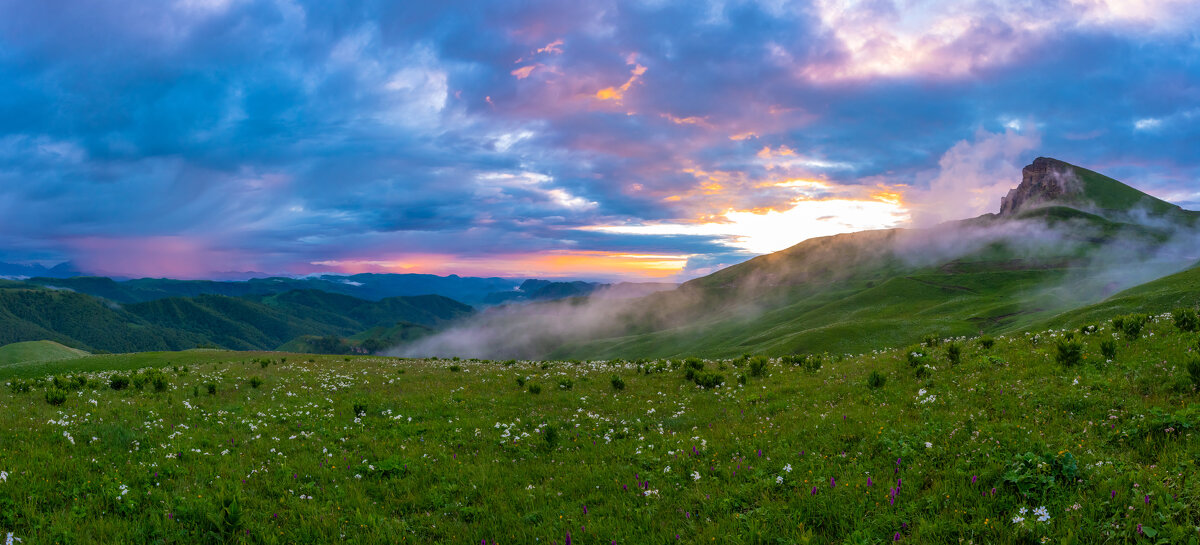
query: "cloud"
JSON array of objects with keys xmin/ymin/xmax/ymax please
[
  {"xmin": 0, "ymin": 0, "xmax": 1196, "ymax": 281},
  {"xmin": 903, "ymin": 125, "xmax": 1042, "ymax": 226}
]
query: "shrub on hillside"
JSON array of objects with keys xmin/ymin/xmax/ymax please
[
  {"xmin": 610, "ymin": 375, "xmax": 625, "ymax": 391},
  {"xmin": 945, "ymin": 343, "xmax": 962, "ymax": 365},
  {"xmin": 784, "ymin": 354, "xmax": 823, "ymax": 372},
  {"xmin": 1056, "ymin": 339, "xmax": 1083, "ymax": 368},
  {"xmin": 866, "ymin": 370, "xmax": 886, "ymax": 389},
  {"xmin": 558, "ymin": 379, "xmax": 573, "ymax": 390},
  {"xmin": 1113, "ymin": 314, "xmax": 1148, "ymax": 339},
  {"xmin": 152, "ymin": 374, "xmax": 169, "ymax": 392},
  {"xmin": 205, "ymin": 383, "xmax": 217, "ymax": 396},
  {"xmin": 249, "ymin": 377, "xmax": 263, "ymax": 389},
  {"xmin": 921, "ymin": 334, "xmax": 940, "ymax": 348},
  {"xmin": 1187, "ymin": 357, "xmax": 1200, "ymax": 391},
  {"xmin": 692, "ymin": 371, "xmax": 724, "ymax": 389},
  {"xmin": 44, "ymin": 389, "xmax": 66, "ymax": 406},
  {"xmin": 1100, "ymin": 339, "xmax": 1117, "ymax": 361},
  {"xmin": 1174, "ymin": 308, "xmax": 1199, "ymax": 333},
  {"xmin": 6, "ymin": 379, "xmax": 32, "ymax": 394},
  {"xmin": 748, "ymin": 356, "xmax": 769, "ymax": 377},
  {"xmin": 906, "ymin": 347, "xmax": 930, "ymax": 368},
  {"xmin": 977, "ymin": 336, "xmax": 995, "ymax": 350},
  {"xmin": 528, "ymin": 384, "xmax": 542, "ymax": 395},
  {"xmin": 110, "ymin": 376, "xmax": 130, "ymax": 391}
]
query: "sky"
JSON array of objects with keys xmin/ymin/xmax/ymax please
[{"xmin": 0, "ymin": 0, "xmax": 1197, "ymax": 281}]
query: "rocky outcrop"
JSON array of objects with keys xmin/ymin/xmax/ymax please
[{"xmin": 998, "ymin": 157, "xmax": 1083, "ymax": 216}]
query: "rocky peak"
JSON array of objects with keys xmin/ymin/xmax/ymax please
[{"xmin": 998, "ymin": 157, "xmax": 1083, "ymax": 216}]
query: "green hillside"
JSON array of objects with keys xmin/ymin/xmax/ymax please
[
  {"xmin": 0, "ymin": 340, "xmax": 88, "ymax": 366},
  {"xmin": 1037, "ymin": 263, "xmax": 1200, "ymax": 329}
]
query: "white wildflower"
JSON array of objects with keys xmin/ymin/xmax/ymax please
[
  {"xmin": 783, "ymin": 464, "xmax": 792, "ymax": 473},
  {"xmin": 924, "ymin": 442, "xmax": 932, "ymax": 449},
  {"xmin": 776, "ymin": 475, "xmax": 783, "ymax": 484},
  {"xmin": 0, "ymin": 470, "xmax": 7, "ymax": 483},
  {"xmin": 691, "ymin": 471, "xmax": 701, "ymax": 481}
]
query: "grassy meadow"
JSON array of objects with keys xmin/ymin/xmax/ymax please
[{"xmin": 3, "ymin": 312, "xmax": 1200, "ymax": 543}]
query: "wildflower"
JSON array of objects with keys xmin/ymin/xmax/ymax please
[
  {"xmin": 867, "ymin": 477, "xmax": 873, "ymax": 487},
  {"xmin": 776, "ymin": 476, "xmax": 783, "ymax": 485},
  {"xmin": 1012, "ymin": 515, "xmax": 1025, "ymax": 524},
  {"xmin": 691, "ymin": 471, "xmax": 701, "ymax": 481},
  {"xmin": 924, "ymin": 442, "xmax": 932, "ymax": 449},
  {"xmin": 0, "ymin": 471, "xmax": 7, "ymax": 483},
  {"xmin": 830, "ymin": 477, "xmax": 836, "ymax": 488},
  {"xmin": 1032, "ymin": 506, "xmax": 1050, "ymax": 523},
  {"xmin": 664, "ymin": 466, "xmax": 671, "ymax": 473},
  {"xmin": 783, "ymin": 464, "xmax": 792, "ymax": 473},
  {"xmin": 5, "ymin": 533, "xmax": 21, "ymax": 545}
]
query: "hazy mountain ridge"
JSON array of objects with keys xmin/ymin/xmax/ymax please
[{"xmin": 22, "ymin": 273, "xmax": 676, "ymax": 308}]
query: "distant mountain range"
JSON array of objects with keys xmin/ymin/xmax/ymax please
[
  {"xmin": 0, "ymin": 271, "xmax": 678, "ymax": 355},
  {"xmin": 10, "ymin": 273, "xmax": 676, "ymax": 308},
  {"xmin": 0, "ymin": 278, "xmax": 473, "ymax": 353}
]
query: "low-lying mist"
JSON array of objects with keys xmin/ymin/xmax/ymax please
[{"xmin": 392, "ymin": 201, "xmax": 1200, "ymax": 360}]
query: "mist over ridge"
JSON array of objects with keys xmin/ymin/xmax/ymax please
[{"xmin": 393, "ymin": 157, "xmax": 1200, "ymax": 360}]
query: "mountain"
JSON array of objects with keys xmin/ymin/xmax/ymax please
[
  {"xmin": 0, "ymin": 281, "xmax": 473, "ymax": 353},
  {"xmin": 398, "ymin": 157, "xmax": 1200, "ymax": 359},
  {"xmin": 24, "ymin": 273, "xmax": 520, "ymax": 305},
  {"xmin": 0, "ymin": 261, "xmax": 82, "ymax": 279}
]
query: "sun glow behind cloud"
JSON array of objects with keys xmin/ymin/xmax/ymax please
[{"xmin": 588, "ymin": 194, "xmax": 909, "ymax": 255}]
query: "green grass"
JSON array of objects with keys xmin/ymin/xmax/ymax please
[
  {"xmin": 0, "ymin": 340, "xmax": 89, "ymax": 366},
  {"xmin": 3, "ymin": 312, "xmax": 1200, "ymax": 543}
]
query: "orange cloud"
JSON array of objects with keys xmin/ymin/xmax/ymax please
[
  {"xmin": 511, "ymin": 65, "xmax": 538, "ymax": 79},
  {"xmin": 661, "ymin": 113, "xmax": 710, "ymax": 127},
  {"xmin": 756, "ymin": 145, "xmax": 796, "ymax": 159},
  {"xmin": 729, "ymin": 132, "xmax": 758, "ymax": 141},
  {"xmin": 595, "ymin": 58, "xmax": 647, "ymax": 102},
  {"xmin": 536, "ymin": 39, "xmax": 564, "ymax": 55}
]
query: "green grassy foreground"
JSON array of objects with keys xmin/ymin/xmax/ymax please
[{"xmin": 2, "ymin": 313, "xmax": 1200, "ymax": 544}]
